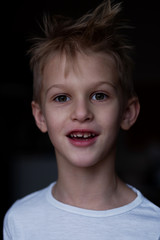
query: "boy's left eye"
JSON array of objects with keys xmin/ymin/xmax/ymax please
[
  {"xmin": 54, "ymin": 95, "xmax": 70, "ymax": 102},
  {"xmin": 91, "ymin": 92, "xmax": 108, "ymax": 101}
]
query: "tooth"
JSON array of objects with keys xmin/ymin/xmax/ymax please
[
  {"xmin": 70, "ymin": 132, "xmax": 95, "ymax": 138},
  {"xmin": 77, "ymin": 133, "xmax": 83, "ymax": 137},
  {"xmin": 83, "ymin": 133, "xmax": 89, "ymax": 138}
]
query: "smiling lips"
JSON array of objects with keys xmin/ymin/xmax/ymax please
[{"xmin": 67, "ymin": 130, "xmax": 99, "ymax": 147}]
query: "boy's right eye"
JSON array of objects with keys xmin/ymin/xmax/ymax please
[{"xmin": 54, "ymin": 95, "xmax": 70, "ymax": 102}]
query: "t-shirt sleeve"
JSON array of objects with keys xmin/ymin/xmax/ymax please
[{"xmin": 3, "ymin": 210, "xmax": 13, "ymax": 240}]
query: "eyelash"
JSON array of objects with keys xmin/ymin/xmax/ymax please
[{"xmin": 53, "ymin": 92, "xmax": 109, "ymax": 103}]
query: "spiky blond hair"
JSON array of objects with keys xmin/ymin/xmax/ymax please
[{"xmin": 29, "ymin": 0, "xmax": 135, "ymax": 103}]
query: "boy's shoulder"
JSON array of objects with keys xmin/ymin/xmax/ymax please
[
  {"xmin": 140, "ymin": 194, "xmax": 160, "ymax": 218},
  {"xmin": 5, "ymin": 183, "xmax": 53, "ymax": 221},
  {"xmin": 129, "ymin": 185, "xmax": 160, "ymax": 219},
  {"xmin": 3, "ymin": 183, "xmax": 56, "ymax": 239}
]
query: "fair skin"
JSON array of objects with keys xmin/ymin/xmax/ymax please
[{"xmin": 32, "ymin": 51, "xmax": 140, "ymax": 210}]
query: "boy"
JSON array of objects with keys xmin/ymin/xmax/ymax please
[{"xmin": 3, "ymin": 0, "xmax": 160, "ymax": 239}]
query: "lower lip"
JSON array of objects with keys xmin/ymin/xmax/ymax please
[{"xmin": 68, "ymin": 136, "xmax": 98, "ymax": 147}]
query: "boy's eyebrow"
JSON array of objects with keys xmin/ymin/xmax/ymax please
[
  {"xmin": 88, "ymin": 81, "xmax": 117, "ymax": 90},
  {"xmin": 45, "ymin": 84, "xmax": 68, "ymax": 96},
  {"xmin": 45, "ymin": 81, "xmax": 117, "ymax": 95}
]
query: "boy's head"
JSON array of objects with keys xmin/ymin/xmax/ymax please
[
  {"xmin": 30, "ymin": 0, "xmax": 140, "ymax": 165},
  {"xmin": 29, "ymin": 0, "xmax": 136, "ymax": 105}
]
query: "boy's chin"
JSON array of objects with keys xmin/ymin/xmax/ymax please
[{"xmin": 63, "ymin": 153, "xmax": 105, "ymax": 169}]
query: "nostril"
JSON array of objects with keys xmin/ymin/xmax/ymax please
[
  {"xmin": 72, "ymin": 115, "xmax": 93, "ymax": 122},
  {"xmin": 71, "ymin": 110, "xmax": 94, "ymax": 122}
]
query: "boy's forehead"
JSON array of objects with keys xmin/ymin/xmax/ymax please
[{"xmin": 43, "ymin": 51, "xmax": 118, "ymax": 82}]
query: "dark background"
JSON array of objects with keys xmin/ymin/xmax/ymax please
[{"xmin": 1, "ymin": 0, "xmax": 160, "ymax": 237}]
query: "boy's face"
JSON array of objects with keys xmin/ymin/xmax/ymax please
[{"xmin": 32, "ymin": 52, "xmax": 138, "ymax": 168}]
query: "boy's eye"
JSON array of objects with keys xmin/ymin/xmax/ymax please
[
  {"xmin": 54, "ymin": 95, "xmax": 70, "ymax": 102},
  {"xmin": 92, "ymin": 92, "xmax": 108, "ymax": 101}
]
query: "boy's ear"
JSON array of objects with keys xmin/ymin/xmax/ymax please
[
  {"xmin": 120, "ymin": 97, "xmax": 140, "ymax": 130},
  {"xmin": 31, "ymin": 101, "xmax": 47, "ymax": 133}
]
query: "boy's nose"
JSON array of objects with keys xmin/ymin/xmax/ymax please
[{"xmin": 71, "ymin": 100, "xmax": 94, "ymax": 122}]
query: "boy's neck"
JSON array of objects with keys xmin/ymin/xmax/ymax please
[{"xmin": 52, "ymin": 160, "xmax": 137, "ymax": 210}]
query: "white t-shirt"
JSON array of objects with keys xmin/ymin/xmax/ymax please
[{"xmin": 3, "ymin": 182, "xmax": 160, "ymax": 240}]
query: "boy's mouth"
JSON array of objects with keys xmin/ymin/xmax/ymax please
[
  {"xmin": 67, "ymin": 130, "xmax": 98, "ymax": 141},
  {"xmin": 68, "ymin": 132, "xmax": 96, "ymax": 139}
]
